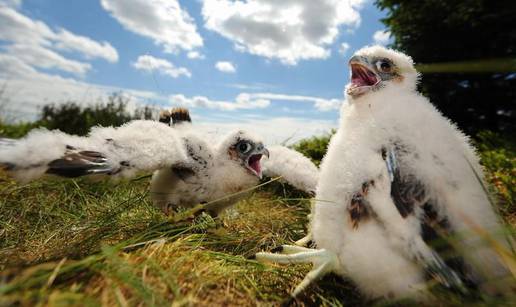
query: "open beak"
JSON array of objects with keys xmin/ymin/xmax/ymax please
[
  {"xmin": 246, "ymin": 147, "xmax": 269, "ymax": 179},
  {"xmin": 346, "ymin": 56, "xmax": 381, "ymax": 98}
]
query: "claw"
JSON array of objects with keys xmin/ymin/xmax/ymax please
[
  {"xmin": 255, "ymin": 245, "xmax": 339, "ymax": 299},
  {"xmin": 295, "ymin": 232, "xmax": 313, "ymax": 247}
]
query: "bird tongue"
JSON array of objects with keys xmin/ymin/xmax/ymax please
[
  {"xmin": 247, "ymin": 154, "xmax": 262, "ymax": 176},
  {"xmin": 350, "ymin": 64, "xmax": 378, "ymax": 87}
]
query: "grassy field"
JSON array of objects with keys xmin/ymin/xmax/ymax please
[
  {"xmin": 0, "ymin": 174, "xmax": 514, "ymax": 306},
  {"xmin": 0, "ymin": 171, "xmax": 369, "ymax": 306},
  {"xmin": 0, "ymin": 130, "xmax": 514, "ymax": 306}
]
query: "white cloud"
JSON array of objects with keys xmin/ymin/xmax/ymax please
[
  {"xmin": 0, "ymin": 6, "xmax": 55, "ymax": 45},
  {"xmin": 215, "ymin": 61, "xmax": 236, "ymax": 73},
  {"xmin": 339, "ymin": 42, "xmax": 350, "ymax": 56},
  {"xmin": 314, "ymin": 98, "xmax": 344, "ymax": 111},
  {"xmin": 225, "ymin": 83, "xmax": 272, "ymax": 90},
  {"xmin": 0, "ymin": 55, "xmax": 337, "ymax": 143},
  {"xmin": 0, "ymin": 53, "xmax": 337, "ymax": 143},
  {"xmin": 0, "ymin": 58, "xmax": 337, "ymax": 144},
  {"xmin": 100, "ymin": 0, "xmax": 203, "ymax": 53},
  {"xmin": 0, "ymin": 58, "xmax": 337, "ymax": 143},
  {"xmin": 4, "ymin": 44, "xmax": 92, "ymax": 75},
  {"xmin": 170, "ymin": 92, "xmax": 342, "ymax": 112},
  {"xmin": 373, "ymin": 30, "xmax": 391, "ymax": 46},
  {"xmin": 247, "ymin": 93, "xmax": 343, "ymax": 111},
  {"xmin": 170, "ymin": 93, "xmax": 269, "ymax": 111},
  {"xmin": 195, "ymin": 115, "xmax": 337, "ymax": 145},
  {"xmin": 0, "ymin": 0, "xmax": 22, "ymax": 8},
  {"xmin": 202, "ymin": 0, "xmax": 366, "ymax": 65},
  {"xmin": 0, "ymin": 54, "xmax": 158, "ymax": 121},
  {"xmin": 133, "ymin": 55, "xmax": 191, "ymax": 78},
  {"xmin": 0, "ymin": 6, "xmax": 118, "ymax": 76},
  {"xmin": 54, "ymin": 29, "xmax": 119, "ymax": 63},
  {"xmin": 187, "ymin": 51, "xmax": 205, "ymax": 59}
]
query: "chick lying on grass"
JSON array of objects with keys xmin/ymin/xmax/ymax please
[{"xmin": 0, "ymin": 108, "xmax": 318, "ymax": 217}]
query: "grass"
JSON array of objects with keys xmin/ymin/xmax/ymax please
[
  {"xmin": 0, "ymin": 172, "xmax": 365, "ymax": 306},
  {"xmin": 2, "ymin": 174, "xmax": 514, "ymax": 306}
]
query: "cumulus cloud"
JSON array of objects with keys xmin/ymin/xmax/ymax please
[
  {"xmin": 0, "ymin": 54, "xmax": 157, "ymax": 121},
  {"xmin": 339, "ymin": 42, "xmax": 350, "ymax": 56},
  {"xmin": 248, "ymin": 93, "xmax": 343, "ymax": 111},
  {"xmin": 195, "ymin": 115, "xmax": 337, "ymax": 145},
  {"xmin": 187, "ymin": 51, "xmax": 205, "ymax": 59},
  {"xmin": 0, "ymin": 56, "xmax": 338, "ymax": 143},
  {"xmin": 0, "ymin": 0, "xmax": 22, "ymax": 8},
  {"xmin": 100, "ymin": 0, "xmax": 203, "ymax": 54},
  {"xmin": 202, "ymin": 0, "xmax": 366, "ymax": 65},
  {"xmin": 170, "ymin": 93, "xmax": 269, "ymax": 111},
  {"xmin": 54, "ymin": 29, "xmax": 119, "ymax": 62},
  {"xmin": 373, "ymin": 30, "xmax": 391, "ymax": 46},
  {"xmin": 0, "ymin": 6, "xmax": 118, "ymax": 76},
  {"xmin": 4, "ymin": 44, "xmax": 92, "ymax": 75},
  {"xmin": 215, "ymin": 61, "xmax": 236, "ymax": 73},
  {"xmin": 0, "ymin": 54, "xmax": 338, "ymax": 143},
  {"xmin": 133, "ymin": 55, "xmax": 191, "ymax": 78},
  {"xmin": 170, "ymin": 92, "xmax": 342, "ymax": 112}
]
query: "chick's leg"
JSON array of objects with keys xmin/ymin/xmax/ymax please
[{"xmin": 255, "ymin": 246, "xmax": 339, "ymax": 299}]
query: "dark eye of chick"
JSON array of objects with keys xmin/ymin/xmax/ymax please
[
  {"xmin": 237, "ymin": 142, "xmax": 252, "ymax": 153},
  {"xmin": 376, "ymin": 60, "xmax": 393, "ymax": 73}
]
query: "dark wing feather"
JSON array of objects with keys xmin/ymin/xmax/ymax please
[
  {"xmin": 46, "ymin": 150, "xmax": 114, "ymax": 177},
  {"xmin": 384, "ymin": 146, "xmax": 472, "ymax": 293}
]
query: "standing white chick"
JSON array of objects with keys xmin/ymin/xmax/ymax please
[{"xmin": 256, "ymin": 45, "xmax": 513, "ymax": 302}]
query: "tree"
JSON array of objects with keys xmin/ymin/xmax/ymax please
[
  {"xmin": 375, "ymin": 0, "xmax": 516, "ymax": 135},
  {"xmin": 40, "ymin": 93, "xmax": 133, "ymax": 135}
]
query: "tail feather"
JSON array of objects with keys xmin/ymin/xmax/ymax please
[
  {"xmin": 424, "ymin": 250, "xmax": 468, "ymax": 294},
  {"xmin": 170, "ymin": 107, "xmax": 191, "ymax": 125},
  {"xmin": 159, "ymin": 110, "xmax": 171, "ymax": 125}
]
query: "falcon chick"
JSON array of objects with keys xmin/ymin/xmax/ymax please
[
  {"xmin": 256, "ymin": 46, "xmax": 514, "ymax": 302},
  {"xmin": 151, "ymin": 108, "xmax": 318, "ymax": 216},
  {"xmin": 0, "ymin": 108, "xmax": 318, "ymax": 217}
]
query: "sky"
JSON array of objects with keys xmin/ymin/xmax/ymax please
[{"xmin": 0, "ymin": 0, "xmax": 391, "ymax": 144}]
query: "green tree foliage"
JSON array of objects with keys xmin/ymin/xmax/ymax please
[
  {"xmin": 0, "ymin": 121, "xmax": 40, "ymax": 139},
  {"xmin": 40, "ymin": 94, "xmax": 133, "ymax": 136},
  {"xmin": 0, "ymin": 93, "xmax": 159, "ymax": 137},
  {"xmin": 475, "ymin": 131, "xmax": 515, "ymax": 214},
  {"xmin": 292, "ymin": 130, "xmax": 335, "ymax": 166},
  {"xmin": 375, "ymin": 0, "xmax": 516, "ymax": 134}
]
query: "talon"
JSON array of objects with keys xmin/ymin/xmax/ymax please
[
  {"xmin": 255, "ymin": 248, "xmax": 339, "ymax": 301},
  {"xmin": 295, "ymin": 236, "xmax": 314, "ymax": 248}
]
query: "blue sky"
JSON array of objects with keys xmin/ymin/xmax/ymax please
[{"xmin": 0, "ymin": 0, "xmax": 390, "ymax": 143}]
